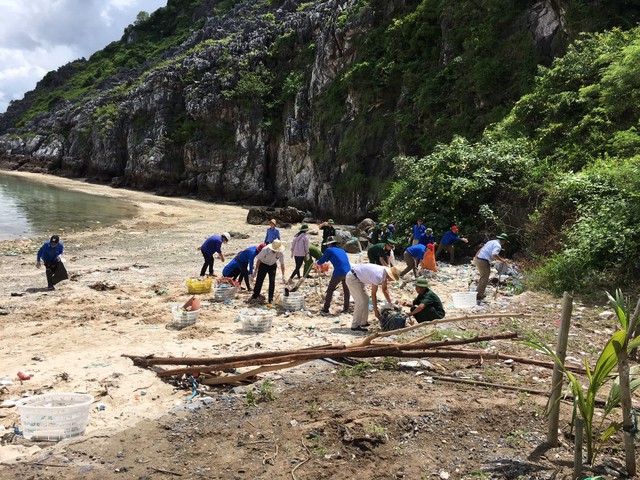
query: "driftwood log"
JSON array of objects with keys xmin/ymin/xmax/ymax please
[{"xmin": 123, "ymin": 312, "xmax": 592, "ymax": 385}]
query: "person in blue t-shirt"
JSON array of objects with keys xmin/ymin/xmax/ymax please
[
  {"xmin": 36, "ymin": 235, "xmax": 68, "ymax": 290},
  {"xmin": 418, "ymin": 228, "xmax": 435, "ymax": 246},
  {"xmin": 408, "ymin": 219, "xmax": 426, "ymax": 246},
  {"xmin": 400, "ymin": 243, "xmax": 426, "ymax": 278},
  {"xmin": 435, "ymin": 225, "xmax": 468, "ymax": 263},
  {"xmin": 222, "ymin": 243, "xmax": 265, "ymax": 289},
  {"xmin": 316, "ymin": 237, "xmax": 351, "ymax": 314},
  {"xmin": 264, "ymin": 219, "xmax": 280, "ymax": 244},
  {"xmin": 199, "ymin": 232, "xmax": 230, "ymax": 276}
]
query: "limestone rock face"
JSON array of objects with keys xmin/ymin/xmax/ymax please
[
  {"xmin": 246, "ymin": 206, "xmax": 306, "ymax": 226},
  {"xmin": 0, "ymin": 0, "xmax": 571, "ymax": 221}
]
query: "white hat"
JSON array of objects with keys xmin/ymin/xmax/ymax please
[
  {"xmin": 221, "ymin": 232, "xmax": 231, "ymax": 241},
  {"xmin": 385, "ymin": 266, "xmax": 401, "ymax": 281},
  {"xmin": 268, "ymin": 239, "xmax": 285, "ymax": 252}
]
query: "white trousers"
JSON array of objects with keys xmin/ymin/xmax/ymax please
[{"xmin": 345, "ymin": 272, "xmax": 369, "ymax": 327}]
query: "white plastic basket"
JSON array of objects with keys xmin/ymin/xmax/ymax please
[
  {"xmin": 240, "ymin": 309, "xmax": 274, "ymax": 333},
  {"xmin": 282, "ymin": 292, "xmax": 305, "ymax": 311},
  {"xmin": 16, "ymin": 393, "xmax": 94, "ymax": 441},
  {"xmin": 213, "ymin": 284, "xmax": 236, "ymax": 301},
  {"xmin": 171, "ymin": 304, "xmax": 200, "ymax": 328},
  {"xmin": 452, "ymin": 291, "xmax": 477, "ymax": 308}
]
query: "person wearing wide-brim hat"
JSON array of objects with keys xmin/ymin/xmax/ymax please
[
  {"xmin": 289, "ymin": 225, "xmax": 310, "ymax": 282},
  {"xmin": 345, "ymin": 264, "xmax": 401, "ymax": 332},
  {"xmin": 402, "ymin": 278, "xmax": 445, "ymax": 323},
  {"xmin": 474, "ymin": 233, "xmax": 509, "ymax": 303},
  {"xmin": 318, "ymin": 219, "xmax": 336, "ymax": 253},
  {"xmin": 367, "ymin": 238, "xmax": 396, "ymax": 266},
  {"xmin": 251, "ymin": 239, "xmax": 286, "ymax": 304},
  {"xmin": 264, "ymin": 218, "xmax": 281, "ymax": 245},
  {"xmin": 316, "ymin": 236, "xmax": 351, "ymax": 314}
]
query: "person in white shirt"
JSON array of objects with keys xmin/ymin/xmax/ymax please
[
  {"xmin": 474, "ymin": 233, "xmax": 508, "ymax": 303},
  {"xmin": 345, "ymin": 264, "xmax": 401, "ymax": 332},
  {"xmin": 251, "ymin": 239, "xmax": 286, "ymax": 304}
]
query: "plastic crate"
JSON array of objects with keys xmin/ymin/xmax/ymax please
[
  {"xmin": 16, "ymin": 393, "xmax": 94, "ymax": 441},
  {"xmin": 186, "ymin": 277, "xmax": 213, "ymax": 294},
  {"xmin": 452, "ymin": 291, "xmax": 477, "ymax": 308},
  {"xmin": 282, "ymin": 292, "xmax": 305, "ymax": 311},
  {"xmin": 213, "ymin": 284, "xmax": 236, "ymax": 301},
  {"xmin": 171, "ymin": 304, "xmax": 200, "ymax": 328},
  {"xmin": 240, "ymin": 309, "xmax": 274, "ymax": 333}
]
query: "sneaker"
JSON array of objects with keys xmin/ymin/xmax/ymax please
[
  {"xmin": 350, "ymin": 326, "xmax": 369, "ymax": 332},
  {"xmin": 46, "ymin": 286, "xmax": 55, "ymax": 291}
]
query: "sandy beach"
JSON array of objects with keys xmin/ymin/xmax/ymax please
[{"xmin": 0, "ymin": 171, "xmax": 479, "ymax": 462}]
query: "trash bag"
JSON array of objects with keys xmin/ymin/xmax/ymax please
[
  {"xmin": 379, "ymin": 306, "xmax": 407, "ymax": 331},
  {"xmin": 421, "ymin": 244, "xmax": 437, "ymax": 272}
]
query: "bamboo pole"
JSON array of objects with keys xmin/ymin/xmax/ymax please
[
  {"xmin": 574, "ymin": 417, "xmax": 583, "ymax": 480},
  {"xmin": 617, "ymin": 297, "xmax": 640, "ymax": 477},
  {"xmin": 547, "ymin": 292, "xmax": 573, "ymax": 446}
]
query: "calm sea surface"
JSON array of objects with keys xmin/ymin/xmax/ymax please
[{"xmin": 0, "ymin": 172, "xmax": 139, "ymax": 241}]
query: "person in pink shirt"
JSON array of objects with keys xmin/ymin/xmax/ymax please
[{"xmin": 289, "ymin": 224, "xmax": 310, "ymax": 282}]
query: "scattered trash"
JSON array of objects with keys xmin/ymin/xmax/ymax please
[
  {"xmin": 10, "ymin": 292, "xmax": 24, "ymax": 297},
  {"xmin": 97, "ymin": 402, "xmax": 106, "ymax": 411},
  {"xmin": 16, "ymin": 372, "xmax": 31, "ymax": 381},
  {"xmin": 155, "ymin": 289, "xmax": 169, "ymax": 295},
  {"xmin": 89, "ymin": 281, "xmax": 117, "ymax": 291},
  {"xmin": 83, "ymin": 362, "xmax": 111, "ymax": 369}
]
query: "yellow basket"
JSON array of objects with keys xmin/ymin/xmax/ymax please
[{"xmin": 186, "ymin": 277, "xmax": 213, "ymax": 294}]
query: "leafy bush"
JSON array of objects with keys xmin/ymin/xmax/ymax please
[{"xmin": 378, "ymin": 135, "xmax": 535, "ymax": 239}]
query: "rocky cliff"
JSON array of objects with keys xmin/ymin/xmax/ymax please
[{"xmin": 0, "ymin": 0, "xmax": 576, "ymax": 220}]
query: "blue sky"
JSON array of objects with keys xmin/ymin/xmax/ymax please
[{"xmin": 0, "ymin": 0, "xmax": 167, "ymax": 113}]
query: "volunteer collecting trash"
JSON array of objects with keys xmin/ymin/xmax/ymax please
[
  {"xmin": 36, "ymin": 235, "xmax": 68, "ymax": 291},
  {"xmin": 198, "ymin": 232, "xmax": 231, "ymax": 276}
]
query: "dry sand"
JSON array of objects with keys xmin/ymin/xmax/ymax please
[{"xmin": 0, "ymin": 171, "xmax": 493, "ymax": 463}]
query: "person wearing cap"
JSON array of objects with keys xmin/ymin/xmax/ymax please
[
  {"xmin": 408, "ymin": 219, "xmax": 426, "ymax": 246},
  {"xmin": 370, "ymin": 222, "xmax": 388, "ymax": 244},
  {"xmin": 367, "ymin": 239, "xmax": 395, "ymax": 266},
  {"xmin": 345, "ymin": 264, "xmax": 401, "ymax": 331},
  {"xmin": 198, "ymin": 232, "xmax": 230, "ymax": 276},
  {"xmin": 435, "ymin": 225, "xmax": 468, "ymax": 263},
  {"xmin": 36, "ymin": 235, "xmax": 68, "ymax": 291},
  {"xmin": 316, "ymin": 236, "xmax": 351, "ymax": 314},
  {"xmin": 251, "ymin": 239, "xmax": 286, "ymax": 304},
  {"xmin": 264, "ymin": 219, "xmax": 281, "ymax": 245},
  {"xmin": 418, "ymin": 228, "xmax": 435, "ymax": 246},
  {"xmin": 400, "ymin": 243, "xmax": 426, "ymax": 279},
  {"xmin": 223, "ymin": 243, "xmax": 265, "ymax": 290},
  {"xmin": 403, "ymin": 278, "xmax": 445, "ymax": 323},
  {"xmin": 318, "ymin": 219, "xmax": 336, "ymax": 253},
  {"xmin": 289, "ymin": 224, "xmax": 310, "ymax": 282},
  {"xmin": 474, "ymin": 233, "xmax": 509, "ymax": 303}
]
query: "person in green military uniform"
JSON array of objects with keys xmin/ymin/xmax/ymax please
[
  {"xmin": 303, "ymin": 244, "xmax": 323, "ymax": 276},
  {"xmin": 367, "ymin": 239, "xmax": 395, "ymax": 266},
  {"xmin": 403, "ymin": 278, "xmax": 445, "ymax": 323}
]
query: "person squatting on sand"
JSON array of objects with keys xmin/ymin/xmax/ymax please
[
  {"xmin": 345, "ymin": 264, "xmax": 401, "ymax": 332},
  {"xmin": 223, "ymin": 243, "xmax": 265, "ymax": 290},
  {"xmin": 403, "ymin": 278, "xmax": 445, "ymax": 323}
]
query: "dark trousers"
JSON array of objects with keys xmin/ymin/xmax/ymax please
[
  {"xmin": 290, "ymin": 256, "xmax": 305, "ymax": 279},
  {"xmin": 200, "ymin": 251, "xmax": 214, "ymax": 276},
  {"xmin": 227, "ymin": 264, "xmax": 250, "ymax": 290},
  {"xmin": 435, "ymin": 243, "xmax": 455, "ymax": 263},
  {"xmin": 322, "ymin": 274, "xmax": 350, "ymax": 312},
  {"xmin": 252, "ymin": 263, "xmax": 277, "ymax": 302},
  {"xmin": 45, "ymin": 261, "xmax": 68, "ymax": 287}
]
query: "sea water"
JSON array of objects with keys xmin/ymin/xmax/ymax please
[{"xmin": 0, "ymin": 172, "xmax": 138, "ymax": 240}]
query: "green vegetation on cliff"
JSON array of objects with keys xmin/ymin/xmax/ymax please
[{"xmin": 380, "ymin": 26, "xmax": 640, "ymax": 294}]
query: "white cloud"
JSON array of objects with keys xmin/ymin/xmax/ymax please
[{"xmin": 0, "ymin": 0, "xmax": 167, "ymax": 114}]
